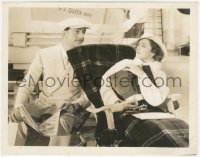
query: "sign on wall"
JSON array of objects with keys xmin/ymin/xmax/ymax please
[{"xmin": 31, "ymin": 8, "xmax": 106, "ymax": 24}]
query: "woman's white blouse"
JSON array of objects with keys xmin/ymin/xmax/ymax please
[{"xmin": 100, "ymin": 58, "xmax": 169, "ymax": 106}]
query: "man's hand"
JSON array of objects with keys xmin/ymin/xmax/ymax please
[
  {"xmin": 61, "ymin": 103, "xmax": 81, "ymax": 114},
  {"xmin": 9, "ymin": 107, "xmax": 23, "ymax": 123}
]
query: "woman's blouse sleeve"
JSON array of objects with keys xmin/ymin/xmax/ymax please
[{"xmin": 138, "ymin": 70, "xmax": 169, "ymax": 106}]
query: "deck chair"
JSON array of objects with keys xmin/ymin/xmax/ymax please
[{"xmin": 67, "ymin": 44, "xmax": 189, "ymax": 147}]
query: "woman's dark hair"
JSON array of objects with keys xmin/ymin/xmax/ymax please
[
  {"xmin": 139, "ymin": 38, "xmax": 164, "ymax": 62},
  {"xmin": 148, "ymin": 39, "xmax": 164, "ymax": 62}
]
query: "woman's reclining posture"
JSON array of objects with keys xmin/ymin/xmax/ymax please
[{"xmin": 100, "ymin": 34, "xmax": 189, "ymax": 147}]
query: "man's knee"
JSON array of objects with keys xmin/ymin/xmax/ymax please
[
  {"xmin": 8, "ymin": 122, "xmax": 28, "ymax": 146},
  {"xmin": 49, "ymin": 135, "xmax": 71, "ymax": 146}
]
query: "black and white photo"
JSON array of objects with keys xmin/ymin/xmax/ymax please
[{"xmin": 1, "ymin": 2, "xmax": 198, "ymax": 156}]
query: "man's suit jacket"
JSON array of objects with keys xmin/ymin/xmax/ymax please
[{"xmin": 15, "ymin": 44, "xmax": 89, "ymax": 118}]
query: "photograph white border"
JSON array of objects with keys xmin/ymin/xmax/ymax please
[{"xmin": 1, "ymin": 2, "xmax": 198, "ymax": 155}]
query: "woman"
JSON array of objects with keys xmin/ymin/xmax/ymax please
[
  {"xmin": 100, "ymin": 33, "xmax": 169, "ymax": 108},
  {"xmin": 99, "ymin": 34, "xmax": 188, "ymax": 147}
]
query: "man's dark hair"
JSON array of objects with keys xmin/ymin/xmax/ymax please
[{"xmin": 64, "ymin": 27, "xmax": 70, "ymax": 31}]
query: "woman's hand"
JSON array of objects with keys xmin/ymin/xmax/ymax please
[
  {"xmin": 114, "ymin": 100, "xmax": 122, "ymax": 104},
  {"xmin": 123, "ymin": 101, "xmax": 138, "ymax": 110},
  {"xmin": 123, "ymin": 64, "xmax": 145, "ymax": 78},
  {"xmin": 114, "ymin": 100, "xmax": 138, "ymax": 111}
]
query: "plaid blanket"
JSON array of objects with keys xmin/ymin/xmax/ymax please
[
  {"xmin": 67, "ymin": 44, "xmax": 135, "ymax": 108},
  {"xmin": 119, "ymin": 115, "xmax": 189, "ymax": 147},
  {"xmin": 67, "ymin": 44, "xmax": 189, "ymax": 147},
  {"xmin": 67, "ymin": 44, "xmax": 135, "ymax": 145}
]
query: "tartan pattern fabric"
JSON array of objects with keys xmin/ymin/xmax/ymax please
[
  {"xmin": 67, "ymin": 44, "xmax": 135, "ymax": 108},
  {"xmin": 67, "ymin": 44, "xmax": 189, "ymax": 147},
  {"xmin": 110, "ymin": 65, "xmax": 166, "ymax": 114},
  {"xmin": 67, "ymin": 44, "xmax": 135, "ymax": 145},
  {"xmin": 120, "ymin": 115, "xmax": 189, "ymax": 147},
  {"xmin": 110, "ymin": 70, "xmax": 139, "ymax": 100}
]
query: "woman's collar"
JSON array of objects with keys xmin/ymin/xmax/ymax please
[{"xmin": 133, "ymin": 57, "xmax": 162, "ymax": 71}]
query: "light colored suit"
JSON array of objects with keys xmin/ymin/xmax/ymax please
[
  {"xmin": 15, "ymin": 44, "xmax": 89, "ymax": 118},
  {"xmin": 9, "ymin": 44, "xmax": 90, "ymax": 146}
]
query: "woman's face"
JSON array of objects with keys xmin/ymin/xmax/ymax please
[{"xmin": 136, "ymin": 39, "xmax": 155, "ymax": 62}]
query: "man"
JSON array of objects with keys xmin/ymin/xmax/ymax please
[{"xmin": 8, "ymin": 18, "xmax": 92, "ymax": 146}]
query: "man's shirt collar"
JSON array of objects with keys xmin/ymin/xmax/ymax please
[{"xmin": 60, "ymin": 43, "xmax": 69, "ymax": 60}]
